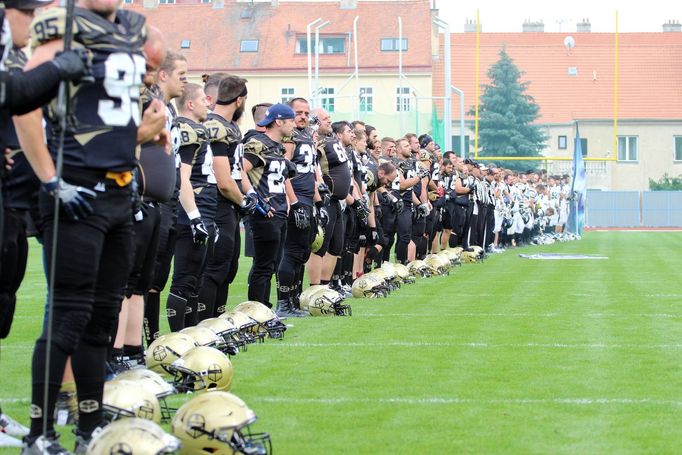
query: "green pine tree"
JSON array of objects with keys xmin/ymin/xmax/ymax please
[{"xmin": 473, "ymin": 47, "xmax": 547, "ymax": 171}]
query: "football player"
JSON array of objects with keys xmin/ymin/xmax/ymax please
[
  {"xmin": 243, "ymin": 103, "xmax": 297, "ymax": 307},
  {"xmin": 394, "ymin": 138, "xmax": 424, "ymax": 264},
  {"xmin": 13, "ymin": 0, "xmax": 147, "ymax": 451},
  {"xmin": 146, "ymin": 50, "xmax": 187, "ymax": 342},
  {"xmin": 167, "ymin": 83, "xmax": 215, "ymax": 330},
  {"xmin": 199, "ymin": 74, "xmax": 256, "ymax": 318},
  {"xmin": 276, "ymin": 97, "xmax": 321, "ymax": 317}
]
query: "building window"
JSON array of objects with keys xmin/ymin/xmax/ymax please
[
  {"xmin": 201, "ymin": 0, "xmax": 211, "ymax": 3},
  {"xmin": 123, "ymin": 0, "xmax": 133, "ymax": 4},
  {"xmin": 180, "ymin": 39, "xmax": 191, "ymax": 49},
  {"xmin": 359, "ymin": 87, "xmax": 373, "ymax": 112},
  {"xmin": 240, "ymin": 39, "xmax": 259, "ymax": 53},
  {"xmin": 381, "ymin": 38, "xmax": 408, "ymax": 52},
  {"xmin": 159, "ymin": 0, "xmax": 175, "ymax": 4},
  {"xmin": 281, "ymin": 88, "xmax": 295, "ymax": 104},
  {"xmin": 320, "ymin": 87, "xmax": 335, "ymax": 113},
  {"xmin": 558, "ymin": 135, "xmax": 567, "ymax": 150},
  {"xmin": 675, "ymin": 136, "xmax": 682, "ymax": 161},
  {"xmin": 617, "ymin": 136, "xmax": 638, "ymax": 162},
  {"xmin": 296, "ymin": 37, "xmax": 345, "ymax": 55},
  {"xmin": 396, "ymin": 87, "xmax": 410, "ymax": 112},
  {"xmin": 577, "ymin": 138, "xmax": 588, "ymax": 157}
]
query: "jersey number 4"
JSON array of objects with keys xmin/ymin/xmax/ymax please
[{"xmin": 98, "ymin": 53, "xmax": 146, "ymax": 127}]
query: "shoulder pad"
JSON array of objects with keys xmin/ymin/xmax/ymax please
[
  {"xmin": 5, "ymin": 48, "xmax": 27, "ymax": 70},
  {"xmin": 203, "ymin": 118, "xmax": 228, "ymax": 141},
  {"xmin": 282, "ymin": 135, "xmax": 294, "ymax": 144},
  {"xmin": 243, "ymin": 138, "xmax": 265, "ymax": 156},
  {"xmin": 30, "ymin": 8, "xmax": 72, "ymax": 48},
  {"xmin": 177, "ymin": 121, "xmax": 199, "ymax": 146}
]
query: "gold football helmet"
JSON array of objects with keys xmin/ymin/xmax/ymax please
[
  {"xmin": 220, "ymin": 311, "xmax": 259, "ymax": 345},
  {"xmin": 171, "ymin": 391, "xmax": 271, "ymax": 455},
  {"xmin": 407, "ymin": 260, "xmax": 432, "ymax": 277},
  {"xmin": 424, "ymin": 254, "xmax": 450, "ymax": 275},
  {"xmin": 392, "ymin": 262, "xmax": 416, "ymax": 284},
  {"xmin": 461, "ymin": 246, "xmax": 485, "ymax": 263},
  {"xmin": 86, "ymin": 418, "xmax": 180, "ymax": 455},
  {"xmin": 180, "ymin": 326, "xmax": 224, "ymax": 350},
  {"xmin": 112, "ymin": 369, "xmax": 177, "ymax": 422},
  {"xmin": 308, "ymin": 288, "xmax": 351, "ymax": 316},
  {"xmin": 145, "ymin": 333, "xmax": 198, "ymax": 377},
  {"xmin": 439, "ymin": 249, "xmax": 462, "ymax": 266},
  {"xmin": 351, "ymin": 274, "xmax": 388, "ymax": 298},
  {"xmin": 169, "ymin": 346, "xmax": 233, "ymax": 393},
  {"xmin": 299, "ymin": 285, "xmax": 330, "ymax": 312},
  {"xmin": 379, "ymin": 262, "xmax": 402, "ymax": 290},
  {"xmin": 311, "ymin": 224, "xmax": 324, "ymax": 253},
  {"xmin": 103, "ymin": 379, "xmax": 162, "ymax": 423},
  {"xmin": 197, "ymin": 317, "xmax": 243, "ymax": 354},
  {"xmin": 234, "ymin": 301, "xmax": 287, "ymax": 340}
]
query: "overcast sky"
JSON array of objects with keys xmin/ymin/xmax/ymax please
[{"xmin": 436, "ymin": 0, "xmax": 680, "ymax": 33}]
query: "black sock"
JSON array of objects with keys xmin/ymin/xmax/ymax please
[
  {"xmin": 184, "ymin": 294, "xmax": 198, "ymax": 328},
  {"xmin": 166, "ymin": 292, "xmax": 187, "ymax": 332},
  {"xmin": 29, "ymin": 339, "xmax": 68, "ymax": 438},
  {"xmin": 122, "ymin": 344, "xmax": 143, "ymax": 357},
  {"xmin": 71, "ymin": 341, "xmax": 106, "ymax": 435},
  {"xmin": 143, "ymin": 292, "xmax": 160, "ymax": 346}
]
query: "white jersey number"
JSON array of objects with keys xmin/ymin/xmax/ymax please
[
  {"xmin": 98, "ymin": 53, "xmax": 145, "ymax": 127},
  {"xmin": 267, "ymin": 160, "xmax": 286, "ymax": 194}
]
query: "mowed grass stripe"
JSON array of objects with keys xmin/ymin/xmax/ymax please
[{"xmin": 3, "ymin": 232, "xmax": 682, "ymax": 455}]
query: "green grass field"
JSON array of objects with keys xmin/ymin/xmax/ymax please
[{"xmin": 3, "ymin": 231, "xmax": 682, "ymax": 454}]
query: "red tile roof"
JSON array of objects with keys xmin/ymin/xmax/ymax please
[
  {"xmin": 125, "ymin": 0, "xmax": 433, "ymax": 73},
  {"xmin": 433, "ymin": 32, "xmax": 682, "ymax": 123}
]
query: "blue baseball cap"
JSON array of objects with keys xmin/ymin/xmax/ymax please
[{"xmin": 256, "ymin": 103, "xmax": 295, "ymax": 127}]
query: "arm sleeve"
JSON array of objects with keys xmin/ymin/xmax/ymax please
[{"xmin": 0, "ymin": 62, "xmax": 62, "ymax": 115}]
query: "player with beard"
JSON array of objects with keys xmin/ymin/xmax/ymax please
[
  {"xmin": 276, "ymin": 97, "xmax": 324, "ymax": 316},
  {"xmin": 13, "ymin": 0, "xmax": 147, "ymax": 450},
  {"xmin": 243, "ymin": 103, "xmax": 297, "ymax": 307},
  {"xmin": 376, "ymin": 139, "xmax": 402, "ymax": 264},
  {"xmin": 166, "ymin": 83, "xmax": 215, "ymax": 330},
  {"xmin": 198, "ymin": 75, "xmax": 257, "ymax": 319},
  {"xmin": 146, "ymin": 50, "xmax": 186, "ymax": 340}
]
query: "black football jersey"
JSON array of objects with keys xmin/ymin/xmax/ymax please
[
  {"xmin": 204, "ymin": 112, "xmax": 243, "ymax": 185},
  {"xmin": 398, "ymin": 158, "xmax": 419, "ymax": 203},
  {"xmin": 31, "ymin": 7, "xmax": 147, "ymax": 172},
  {"xmin": 286, "ymin": 127, "xmax": 317, "ymax": 206},
  {"xmin": 1, "ymin": 48, "xmax": 39, "ymax": 210},
  {"xmin": 176, "ymin": 117, "xmax": 217, "ymax": 223},
  {"xmin": 244, "ymin": 132, "xmax": 293, "ymax": 219},
  {"xmin": 317, "ymin": 137, "xmax": 352, "ymax": 200}
]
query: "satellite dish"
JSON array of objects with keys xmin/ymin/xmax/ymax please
[{"xmin": 564, "ymin": 36, "xmax": 576, "ymax": 51}]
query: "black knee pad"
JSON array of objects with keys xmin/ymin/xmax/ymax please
[
  {"xmin": 44, "ymin": 308, "xmax": 93, "ymax": 353},
  {"xmin": 82, "ymin": 303, "xmax": 121, "ymax": 347},
  {"xmin": 0, "ymin": 293, "xmax": 16, "ymax": 339}
]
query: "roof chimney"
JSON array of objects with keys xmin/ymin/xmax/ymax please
[
  {"xmin": 464, "ymin": 18, "xmax": 479, "ymax": 33},
  {"xmin": 576, "ymin": 18, "xmax": 591, "ymax": 32},
  {"xmin": 522, "ymin": 20, "xmax": 544, "ymax": 32},
  {"xmin": 663, "ymin": 20, "xmax": 681, "ymax": 32},
  {"xmin": 340, "ymin": 0, "xmax": 357, "ymax": 9}
]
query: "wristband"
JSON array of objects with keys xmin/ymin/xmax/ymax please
[{"xmin": 187, "ymin": 209, "xmax": 201, "ymax": 220}]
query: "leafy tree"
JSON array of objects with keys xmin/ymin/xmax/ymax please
[
  {"xmin": 649, "ymin": 173, "xmax": 682, "ymax": 191},
  {"xmin": 473, "ymin": 47, "xmax": 547, "ymax": 171}
]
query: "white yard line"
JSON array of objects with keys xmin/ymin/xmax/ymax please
[
  {"xmin": 256, "ymin": 396, "xmax": 682, "ymax": 406},
  {"xmin": 267, "ymin": 341, "xmax": 682, "ymax": 349}
]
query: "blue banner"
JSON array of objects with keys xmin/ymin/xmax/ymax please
[{"xmin": 567, "ymin": 124, "xmax": 586, "ymax": 234}]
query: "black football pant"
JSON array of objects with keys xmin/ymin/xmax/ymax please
[
  {"xmin": 167, "ymin": 222, "xmax": 215, "ymax": 331},
  {"xmin": 278, "ymin": 204, "xmax": 313, "ymax": 301},
  {"xmin": 395, "ymin": 203, "xmax": 413, "ymax": 264},
  {"xmin": 380, "ymin": 200, "xmax": 397, "ymax": 263},
  {"xmin": 475, "ymin": 204, "xmax": 488, "ymax": 248},
  {"xmin": 248, "ymin": 216, "xmax": 286, "ymax": 307},
  {"xmin": 0, "ymin": 208, "xmax": 28, "ymax": 339},
  {"xmin": 30, "ymin": 172, "xmax": 133, "ymax": 438},
  {"xmin": 412, "ymin": 212, "xmax": 427, "ymax": 259},
  {"xmin": 462, "ymin": 202, "xmax": 475, "ymax": 249},
  {"xmin": 199, "ymin": 199, "xmax": 240, "ymax": 318},
  {"xmin": 314, "ymin": 199, "xmax": 344, "ymax": 258}
]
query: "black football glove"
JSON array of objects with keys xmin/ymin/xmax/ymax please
[
  {"xmin": 315, "ymin": 201, "xmax": 329, "ymax": 227},
  {"xmin": 416, "ymin": 203, "xmax": 430, "ymax": 219},
  {"xmin": 351, "ymin": 198, "xmax": 370, "ymax": 227},
  {"xmin": 369, "ymin": 228, "xmax": 380, "ymax": 245},
  {"xmin": 190, "ymin": 217, "xmax": 210, "ymax": 245},
  {"xmin": 239, "ymin": 192, "xmax": 258, "ymax": 216},
  {"xmin": 291, "ymin": 202, "xmax": 311, "ymax": 229},
  {"xmin": 387, "ymin": 194, "xmax": 404, "ymax": 213},
  {"xmin": 51, "ymin": 49, "xmax": 93, "ymax": 83},
  {"xmin": 317, "ymin": 182, "xmax": 331, "ymax": 206},
  {"xmin": 42, "ymin": 177, "xmax": 97, "ymax": 221},
  {"xmin": 374, "ymin": 204, "xmax": 383, "ymax": 221}
]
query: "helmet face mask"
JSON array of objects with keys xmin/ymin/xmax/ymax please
[
  {"xmin": 169, "ymin": 346, "xmax": 233, "ymax": 394},
  {"xmin": 220, "ymin": 311, "xmax": 260, "ymax": 345}
]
